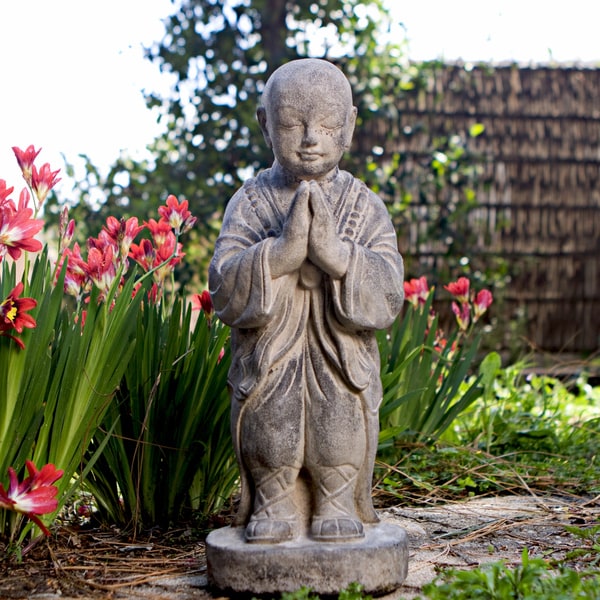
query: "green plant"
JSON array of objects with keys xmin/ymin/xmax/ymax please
[
  {"xmin": 374, "ymin": 359, "xmax": 600, "ymax": 507},
  {"xmin": 450, "ymin": 362, "xmax": 600, "ymax": 457},
  {"xmin": 0, "ymin": 147, "xmax": 144, "ymax": 543},
  {"xmin": 378, "ymin": 276, "xmax": 492, "ymax": 450},
  {"xmin": 277, "ymin": 582, "xmax": 372, "ymax": 600},
  {"xmin": 418, "ymin": 548, "xmax": 600, "ymax": 599},
  {"xmin": 85, "ymin": 296, "xmax": 237, "ymax": 530},
  {"xmin": 562, "ymin": 524, "xmax": 600, "ymax": 567}
]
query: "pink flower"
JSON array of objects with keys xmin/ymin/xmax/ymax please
[
  {"xmin": 191, "ymin": 290, "xmax": 213, "ymax": 315},
  {"xmin": 103, "ymin": 216, "xmax": 144, "ymax": 259},
  {"xmin": 158, "ymin": 195, "xmax": 197, "ymax": 235},
  {"xmin": 0, "ymin": 282, "xmax": 37, "ymax": 349},
  {"xmin": 0, "ymin": 179, "xmax": 15, "ymax": 203},
  {"xmin": 452, "ymin": 301, "xmax": 471, "ymax": 331},
  {"xmin": 85, "ymin": 244, "xmax": 117, "ymax": 297},
  {"xmin": 58, "ymin": 243, "xmax": 89, "ymax": 298},
  {"xmin": 435, "ymin": 336, "xmax": 457, "ymax": 355},
  {"xmin": 444, "ymin": 277, "xmax": 470, "ymax": 304},
  {"xmin": 129, "ymin": 238, "xmax": 156, "ymax": 272},
  {"xmin": 0, "ymin": 460, "xmax": 63, "ymax": 536},
  {"xmin": 31, "ymin": 162, "xmax": 61, "ymax": 206},
  {"xmin": 12, "ymin": 145, "xmax": 42, "ymax": 187},
  {"xmin": 145, "ymin": 218, "xmax": 172, "ymax": 247},
  {"xmin": 58, "ymin": 206, "xmax": 75, "ymax": 251},
  {"xmin": 474, "ymin": 289, "xmax": 493, "ymax": 321},
  {"xmin": 404, "ymin": 276, "xmax": 430, "ymax": 307},
  {"xmin": 153, "ymin": 232, "xmax": 184, "ymax": 284},
  {"xmin": 0, "ymin": 190, "xmax": 44, "ymax": 261}
]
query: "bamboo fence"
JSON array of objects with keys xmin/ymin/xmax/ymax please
[{"xmin": 360, "ymin": 63, "xmax": 599, "ymax": 354}]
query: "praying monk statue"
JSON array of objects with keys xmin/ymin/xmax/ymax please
[{"xmin": 208, "ymin": 58, "xmax": 404, "ymax": 545}]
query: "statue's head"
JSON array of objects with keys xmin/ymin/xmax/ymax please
[{"xmin": 257, "ymin": 59, "xmax": 357, "ymax": 180}]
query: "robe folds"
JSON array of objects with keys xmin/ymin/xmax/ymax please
[{"xmin": 209, "ymin": 163, "xmax": 404, "ymax": 526}]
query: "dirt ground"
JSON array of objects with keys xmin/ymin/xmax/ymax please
[{"xmin": 1, "ymin": 494, "xmax": 599, "ymax": 600}]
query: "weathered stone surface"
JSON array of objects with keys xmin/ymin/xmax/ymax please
[
  {"xmin": 206, "ymin": 521, "xmax": 409, "ymax": 595},
  {"xmin": 207, "ymin": 58, "xmax": 407, "ymax": 594}
]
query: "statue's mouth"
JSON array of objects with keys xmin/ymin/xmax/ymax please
[{"xmin": 298, "ymin": 152, "xmax": 321, "ymax": 161}]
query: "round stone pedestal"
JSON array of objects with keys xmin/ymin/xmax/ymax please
[{"xmin": 206, "ymin": 521, "xmax": 409, "ymax": 595}]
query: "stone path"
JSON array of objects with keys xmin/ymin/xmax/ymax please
[{"xmin": 5, "ymin": 495, "xmax": 598, "ymax": 599}]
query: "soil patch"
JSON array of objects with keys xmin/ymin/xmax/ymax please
[{"xmin": 1, "ymin": 494, "xmax": 598, "ymax": 599}]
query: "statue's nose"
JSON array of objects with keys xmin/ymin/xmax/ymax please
[{"xmin": 302, "ymin": 125, "xmax": 319, "ymax": 146}]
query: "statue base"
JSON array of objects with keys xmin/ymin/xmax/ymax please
[{"xmin": 206, "ymin": 521, "xmax": 409, "ymax": 595}]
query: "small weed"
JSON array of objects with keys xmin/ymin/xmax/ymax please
[
  {"xmin": 375, "ymin": 368, "xmax": 600, "ymax": 506},
  {"xmin": 417, "ymin": 548, "xmax": 600, "ymax": 599},
  {"xmin": 276, "ymin": 583, "xmax": 372, "ymax": 600},
  {"xmin": 562, "ymin": 524, "xmax": 600, "ymax": 567}
]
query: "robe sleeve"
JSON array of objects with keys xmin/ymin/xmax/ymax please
[
  {"xmin": 208, "ymin": 188, "xmax": 282, "ymax": 328},
  {"xmin": 331, "ymin": 193, "xmax": 404, "ymax": 331}
]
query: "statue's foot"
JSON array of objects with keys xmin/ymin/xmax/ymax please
[
  {"xmin": 311, "ymin": 516, "xmax": 364, "ymax": 542},
  {"xmin": 245, "ymin": 517, "xmax": 297, "ymax": 544}
]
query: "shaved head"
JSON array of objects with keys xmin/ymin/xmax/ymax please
[
  {"xmin": 257, "ymin": 58, "xmax": 357, "ymax": 180},
  {"xmin": 261, "ymin": 59, "xmax": 354, "ymax": 114}
]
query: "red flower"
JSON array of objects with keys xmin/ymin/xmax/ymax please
[
  {"xmin": 129, "ymin": 238, "xmax": 156, "ymax": 272},
  {"xmin": 404, "ymin": 276, "xmax": 430, "ymax": 308},
  {"xmin": 0, "ymin": 179, "xmax": 15, "ymax": 203},
  {"xmin": 12, "ymin": 145, "xmax": 42, "ymax": 187},
  {"xmin": 191, "ymin": 290, "xmax": 213, "ymax": 315},
  {"xmin": 85, "ymin": 244, "xmax": 117, "ymax": 297},
  {"xmin": 158, "ymin": 195, "xmax": 197, "ymax": 235},
  {"xmin": 153, "ymin": 232, "xmax": 184, "ymax": 284},
  {"xmin": 435, "ymin": 336, "xmax": 458, "ymax": 355},
  {"xmin": 474, "ymin": 289, "xmax": 493, "ymax": 321},
  {"xmin": 0, "ymin": 282, "xmax": 37, "ymax": 349},
  {"xmin": 145, "ymin": 218, "xmax": 172, "ymax": 247},
  {"xmin": 451, "ymin": 301, "xmax": 471, "ymax": 331},
  {"xmin": 103, "ymin": 216, "xmax": 144, "ymax": 259},
  {"xmin": 0, "ymin": 190, "xmax": 44, "ymax": 261},
  {"xmin": 31, "ymin": 162, "xmax": 61, "ymax": 205},
  {"xmin": 0, "ymin": 460, "xmax": 63, "ymax": 536},
  {"xmin": 58, "ymin": 206, "xmax": 75, "ymax": 251},
  {"xmin": 444, "ymin": 277, "xmax": 470, "ymax": 304},
  {"xmin": 58, "ymin": 243, "xmax": 89, "ymax": 298}
]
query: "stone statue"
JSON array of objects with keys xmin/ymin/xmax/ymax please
[{"xmin": 208, "ymin": 58, "xmax": 404, "ymax": 547}]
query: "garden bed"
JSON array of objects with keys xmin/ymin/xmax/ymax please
[{"xmin": 1, "ymin": 493, "xmax": 598, "ymax": 600}]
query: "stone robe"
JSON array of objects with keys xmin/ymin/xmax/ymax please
[{"xmin": 209, "ymin": 163, "xmax": 404, "ymax": 527}]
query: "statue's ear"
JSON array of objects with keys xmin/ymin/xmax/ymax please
[
  {"xmin": 257, "ymin": 107, "xmax": 272, "ymax": 148},
  {"xmin": 344, "ymin": 106, "xmax": 358, "ymax": 151}
]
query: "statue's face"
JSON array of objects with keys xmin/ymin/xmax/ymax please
[{"xmin": 261, "ymin": 83, "xmax": 356, "ymax": 180}]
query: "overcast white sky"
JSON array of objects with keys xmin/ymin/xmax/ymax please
[{"xmin": 1, "ymin": 0, "xmax": 599, "ymax": 199}]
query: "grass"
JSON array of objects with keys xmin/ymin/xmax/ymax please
[
  {"xmin": 370, "ymin": 367, "xmax": 600, "ymax": 600},
  {"xmin": 375, "ymin": 364, "xmax": 600, "ymax": 508},
  {"xmin": 273, "ymin": 550, "xmax": 600, "ymax": 600},
  {"xmin": 417, "ymin": 548, "xmax": 600, "ymax": 599}
]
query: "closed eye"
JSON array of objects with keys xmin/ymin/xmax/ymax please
[{"xmin": 320, "ymin": 121, "xmax": 344, "ymax": 130}]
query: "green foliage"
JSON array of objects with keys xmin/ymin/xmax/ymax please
[
  {"xmin": 376, "ymin": 365, "xmax": 600, "ymax": 505},
  {"xmin": 451, "ymin": 362, "xmax": 600, "ymax": 458},
  {"xmin": 562, "ymin": 524, "xmax": 600, "ymax": 567},
  {"xmin": 418, "ymin": 548, "xmax": 600, "ymax": 599},
  {"xmin": 258, "ymin": 558, "xmax": 600, "ymax": 600},
  {"xmin": 277, "ymin": 582, "xmax": 372, "ymax": 600},
  {"xmin": 52, "ymin": 2, "xmax": 501, "ymax": 322},
  {"xmin": 84, "ymin": 298, "xmax": 237, "ymax": 530},
  {"xmin": 377, "ymin": 293, "xmax": 484, "ymax": 449},
  {"xmin": 376, "ymin": 443, "xmax": 509, "ymax": 504},
  {"xmin": 0, "ymin": 252, "xmax": 142, "ymax": 540},
  {"xmin": 52, "ymin": 1, "xmax": 409, "ymax": 242},
  {"xmin": 279, "ymin": 587, "xmax": 319, "ymax": 600}
]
